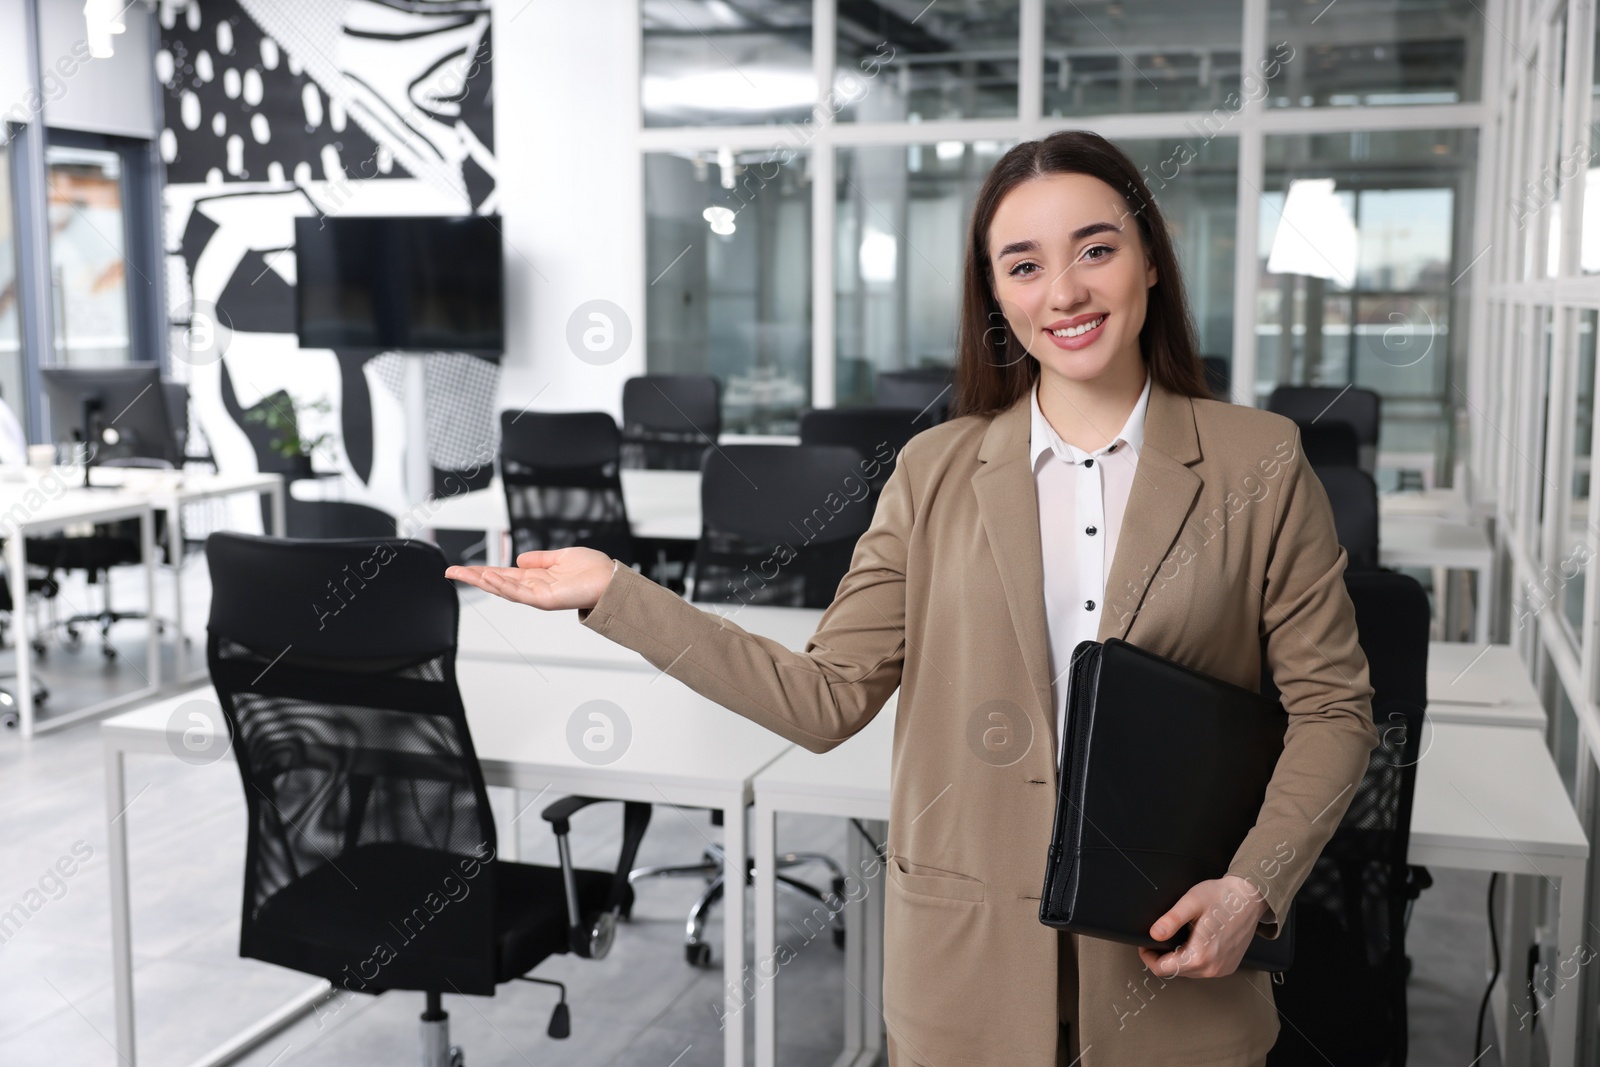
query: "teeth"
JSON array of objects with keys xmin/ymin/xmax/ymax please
[{"xmin": 1051, "ymin": 315, "xmax": 1105, "ymax": 338}]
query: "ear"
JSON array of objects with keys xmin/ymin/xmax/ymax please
[{"xmin": 1146, "ymin": 254, "xmax": 1158, "ymax": 289}]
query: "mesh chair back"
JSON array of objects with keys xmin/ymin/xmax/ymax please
[
  {"xmin": 499, "ymin": 411, "xmax": 635, "ymax": 566},
  {"xmin": 1269, "ymin": 385, "xmax": 1381, "ymax": 474},
  {"xmin": 206, "ymin": 532, "xmax": 502, "ymax": 995},
  {"xmin": 797, "ymin": 407, "xmax": 930, "ymax": 494},
  {"xmin": 693, "ymin": 445, "xmax": 873, "ymax": 608},
  {"xmin": 1268, "ymin": 568, "xmax": 1429, "ymax": 1066},
  {"xmin": 1312, "ymin": 465, "xmax": 1379, "ymax": 570},
  {"xmin": 620, "ymin": 375, "xmax": 721, "ymax": 470},
  {"xmin": 873, "ymin": 368, "xmax": 954, "ymax": 423}
]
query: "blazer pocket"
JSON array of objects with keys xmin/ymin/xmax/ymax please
[{"xmin": 888, "ymin": 856, "xmax": 985, "ymax": 902}]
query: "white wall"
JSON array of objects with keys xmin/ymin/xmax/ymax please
[
  {"xmin": 0, "ymin": 0, "xmax": 32, "ymax": 118},
  {"xmin": 490, "ymin": 0, "xmax": 643, "ymax": 421},
  {"xmin": 41, "ymin": 0, "xmax": 159, "ymax": 139}
]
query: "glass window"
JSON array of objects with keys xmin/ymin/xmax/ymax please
[
  {"xmin": 1560, "ymin": 309, "xmax": 1595, "ymax": 641},
  {"xmin": 1582, "ymin": 18, "xmax": 1600, "ymax": 273},
  {"xmin": 1044, "ymin": 0, "xmax": 1244, "ymax": 117},
  {"xmin": 641, "ymin": 0, "xmax": 814, "ymax": 128},
  {"xmin": 834, "ymin": 135, "xmax": 1236, "ymax": 406},
  {"xmin": 837, "ymin": 1, "xmax": 1019, "ymax": 122},
  {"xmin": 1265, "ymin": 0, "xmax": 1483, "ymax": 108},
  {"xmin": 1553, "ymin": 684, "xmax": 1579, "ymax": 800},
  {"xmin": 0, "ymin": 144, "xmax": 23, "ymax": 431},
  {"xmin": 45, "ymin": 143, "xmax": 131, "ymax": 367},
  {"xmin": 645, "ymin": 148, "xmax": 811, "ymax": 434},
  {"xmin": 1257, "ymin": 130, "xmax": 1474, "ymax": 486}
]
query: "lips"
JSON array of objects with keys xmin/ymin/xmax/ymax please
[{"xmin": 1048, "ymin": 314, "xmax": 1107, "ymax": 339}]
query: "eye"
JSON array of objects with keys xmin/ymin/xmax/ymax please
[
  {"xmin": 1007, "ymin": 261, "xmax": 1040, "ymax": 277},
  {"xmin": 1084, "ymin": 244, "xmax": 1115, "ymax": 261}
]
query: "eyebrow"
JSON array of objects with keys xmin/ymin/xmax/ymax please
[{"xmin": 994, "ymin": 221, "xmax": 1123, "ymax": 260}]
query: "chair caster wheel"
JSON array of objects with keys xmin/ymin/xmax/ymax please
[
  {"xmin": 449, "ymin": 1046, "xmax": 464, "ymax": 1067},
  {"xmin": 686, "ymin": 942, "xmax": 713, "ymax": 968},
  {"xmin": 102, "ymin": 646, "xmax": 116, "ymax": 661},
  {"xmin": 833, "ymin": 927, "xmax": 846, "ymax": 949},
  {"xmin": 30, "ymin": 643, "xmax": 46, "ymax": 657}
]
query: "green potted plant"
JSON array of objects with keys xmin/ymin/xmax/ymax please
[{"xmin": 244, "ymin": 392, "xmax": 335, "ymax": 479}]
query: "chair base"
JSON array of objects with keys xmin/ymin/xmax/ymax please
[{"xmin": 421, "ymin": 992, "xmax": 464, "ymax": 1067}]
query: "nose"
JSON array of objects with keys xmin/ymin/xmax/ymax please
[{"xmin": 1047, "ymin": 258, "xmax": 1089, "ymax": 312}]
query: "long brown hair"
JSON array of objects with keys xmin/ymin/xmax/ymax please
[{"xmin": 952, "ymin": 130, "xmax": 1214, "ymax": 418}]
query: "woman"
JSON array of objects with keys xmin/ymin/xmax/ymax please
[{"xmin": 447, "ymin": 130, "xmax": 1379, "ymax": 1067}]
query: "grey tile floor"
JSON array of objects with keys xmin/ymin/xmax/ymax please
[{"xmin": 0, "ymin": 557, "xmax": 1522, "ymax": 1066}]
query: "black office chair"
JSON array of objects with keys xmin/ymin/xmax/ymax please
[
  {"xmin": 797, "ymin": 406, "xmax": 931, "ymax": 496},
  {"xmin": 1311, "ymin": 465, "xmax": 1380, "ymax": 571},
  {"xmin": 498, "ymin": 411, "xmax": 637, "ymax": 567},
  {"xmin": 874, "ymin": 367, "xmax": 955, "ymax": 424},
  {"xmin": 628, "ymin": 445, "xmax": 872, "ymax": 966},
  {"xmin": 1299, "ymin": 422, "xmax": 1361, "ymax": 469},
  {"xmin": 690, "ymin": 444, "xmax": 874, "ymax": 609},
  {"xmin": 1267, "ymin": 568, "xmax": 1431, "ymax": 1067},
  {"xmin": 1268, "ymin": 385, "xmax": 1382, "ymax": 477},
  {"xmin": 205, "ymin": 532, "xmax": 650, "ymax": 1066},
  {"xmin": 620, "ymin": 374, "xmax": 721, "ymax": 471}
]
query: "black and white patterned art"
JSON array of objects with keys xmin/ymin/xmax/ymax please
[{"xmin": 157, "ymin": 0, "xmax": 500, "ymax": 528}]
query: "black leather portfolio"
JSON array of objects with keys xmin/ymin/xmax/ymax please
[{"xmin": 1039, "ymin": 637, "xmax": 1296, "ymax": 972}]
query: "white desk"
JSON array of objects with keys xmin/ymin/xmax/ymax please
[
  {"xmin": 77, "ymin": 467, "xmax": 286, "ymax": 680},
  {"xmin": 0, "ymin": 483, "xmax": 158, "ymax": 738},
  {"xmin": 751, "ymin": 716, "xmax": 1589, "ymax": 1067},
  {"xmin": 420, "ymin": 470, "xmax": 701, "ymax": 566},
  {"xmin": 1425, "ymin": 642, "xmax": 1547, "ymax": 730},
  {"xmin": 102, "ymin": 660, "xmax": 794, "ymax": 1067},
  {"xmin": 753, "ymin": 707, "xmax": 893, "ymax": 1067},
  {"xmin": 1380, "ymin": 514, "xmax": 1494, "ymax": 643},
  {"xmin": 456, "ymin": 590, "xmax": 822, "ymax": 669}
]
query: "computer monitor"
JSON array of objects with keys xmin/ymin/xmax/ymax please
[{"xmin": 41, "ymin": 365, "xmax": 182, "ymax": 470}]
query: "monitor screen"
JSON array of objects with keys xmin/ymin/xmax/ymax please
[{"xmin": 294, "ymin": 216, "xmax": 504, "ymax": 355}]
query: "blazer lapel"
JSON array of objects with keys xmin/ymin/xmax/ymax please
[{"xmin": 972, "ymin": 375, "xmax": 1204, "ymax": 759}]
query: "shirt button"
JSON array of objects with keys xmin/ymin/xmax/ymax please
[
  {"xmin": 1084, "ymin": 458, "xmax": 1094, "ymax": 468},
  {"xmin": 1086, "ymin": 525, "xmax": 1097, "ymax": 536},
  {"xmin": 1084, "ymin": 599, "xmax": 1096, "ymax": 611}
]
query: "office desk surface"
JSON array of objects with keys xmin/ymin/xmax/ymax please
[
  {"xmin": 457, "ymin": 590, "xmax": 825, "ymax": 670},
  {"xmin": 1426, "ymin": 642, "xmax": 1538, "ymax": 707},
  {"xmin": 1409, "ymin": 720, "xmax": 1588, "ymax": 862}
]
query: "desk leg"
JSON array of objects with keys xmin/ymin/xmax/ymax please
[
  {"xmin": 106, "ymin": 746, "xmax": 137, "ymax": 1066},
  {"xmin": 1549, "ymin": 861, "xmax": 1587, "ymax": 1067},
  {"xmin": 142, "ymin": 513, "xmax": 159, "ymax": 692},
  {"xmin": 9, "ymin": 533, "xmax": 32, "ymax": 739},
  {"xmin": 723, "ymin": 799, "xmax": 747, "ymax": 1067},
  {"xmin": 754, "ymin": 804, "xmax": 778, "ymax": 1067},
  {"xmin": 864, "ymin": 819, "xmax": 887, "ymax": 1057},
  {"xmin": 1497, "ymin": 874, "xmax": 1536, "ymax": 1067},
  {"xmin": 167, "ymin": 504, "xmax": 185, "ymax": 679},
  {"xmin": 269, "ymin": 482, "xmax": 286, "ymax": 538},
  {"xmin": 1475, "ymin": 562, "xmax": 1492, "ymax": 645},
  {"xmin": 486, "ymin": 527, "xmax": 506, "ymax": 568}
]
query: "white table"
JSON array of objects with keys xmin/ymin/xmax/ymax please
[
  {"xmin": 456, "ymin": 589, "xmax": 822, "ymax": 669},
  {"xmin": 750, "ymin": 715, "xmax": 1589, "ymax": 1067},
  {"xmin": 1425, "ymin": 642, "xmax": 1547, "ymax": 730},
  {"xmin": 1409, "ymin": 722, "xmax": 1589, "ymax": 1067},
  {"xmin": 102, "ymin": 659, "xmax": 794, "ymax": 1067},
  {"xmin": 420, "ymin": 470, "xmax": 702, "ymax": 565},
  {"xmin": 0, "ymin": 482, "xmax": 158, "ymax": 738},
  {"xmin": 1380, "ymin": 514, "xmax": 1495, "ymax": 643},
  {"xmin": 753, "ymin": 706, "xmax": 893, "ymax": 1067},
  {"xmin": 77, "ymin": 466, "xmax": 287, "ymax": 680}
]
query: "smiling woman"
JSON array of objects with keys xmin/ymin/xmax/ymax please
[{"xmin": 451, "ymin": 129, "xmax": 1377, "ymax": 1067}]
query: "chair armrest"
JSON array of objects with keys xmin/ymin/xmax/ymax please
[{"xmin": 542, "ymin": 796, "xmax": 653, "ymax": 957}]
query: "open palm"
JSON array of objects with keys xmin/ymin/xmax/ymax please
[{"xmin": 445, "ymin": 547, "xmax": 616, "ymax": 611}]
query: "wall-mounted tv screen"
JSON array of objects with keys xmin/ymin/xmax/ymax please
[{"xmin": 294, "ymin": 215, "xmax": 504, "ymax": 356}]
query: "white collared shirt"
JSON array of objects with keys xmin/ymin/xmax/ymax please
[{"xmin": 1030, "ymin": 370, "xmax": 1151, "ymax": 759}]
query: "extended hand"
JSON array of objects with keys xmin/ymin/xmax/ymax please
[
  {"xmin": 1137, "ymin": 874, "xmax": 1269, "ymax": 979},
  {"xmin": 445, "ymin": 547, "xmax": 616, "ymax": 612}
]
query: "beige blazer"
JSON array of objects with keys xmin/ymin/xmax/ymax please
[{"xmin": 578, "ymin": 378, "xmax": 1378, "ymax": 1066}]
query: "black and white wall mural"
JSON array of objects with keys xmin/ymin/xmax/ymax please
[{"xmin": 157, "ymin": 0, "xmax": 500, "ymax": 532}]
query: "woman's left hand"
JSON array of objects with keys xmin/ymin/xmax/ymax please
[{"xmin": 1137, "ymin": 874, "xmax": 1269, "ymax": 979}]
